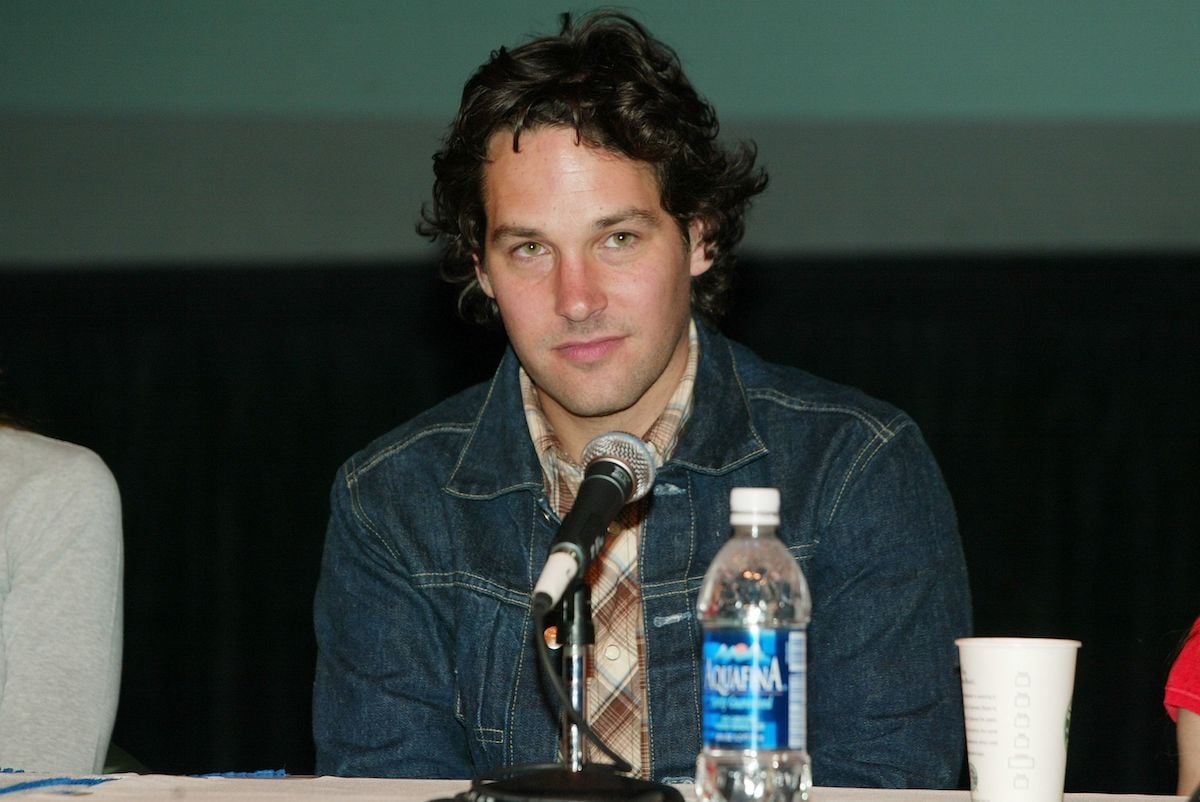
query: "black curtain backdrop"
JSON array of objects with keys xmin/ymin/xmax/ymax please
[{"xmin": 0, "ymin": 255, "xmax": 1196, "ymax": 791}]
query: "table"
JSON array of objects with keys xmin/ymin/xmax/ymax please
[{"xmin": 0, "ymin": 775, "xmax": 1186, "ymax": 802}]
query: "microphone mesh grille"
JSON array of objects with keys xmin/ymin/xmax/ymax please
[{"xmin": 581, "ymin": 431, "xmax": 656, "ymax": 502}]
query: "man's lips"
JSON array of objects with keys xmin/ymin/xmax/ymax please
[{"xmin": 553, "ymin": 335, "xmax": 624, "ymax": 364}]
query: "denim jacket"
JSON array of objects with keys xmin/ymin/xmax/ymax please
[{"xmin": 313, "ymin": 323, "xmax": 972, "ymax": 786}]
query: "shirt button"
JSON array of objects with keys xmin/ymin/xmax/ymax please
[{"xmin": 604, "ymin": 644, "xmax": 622, "ymax": 661}]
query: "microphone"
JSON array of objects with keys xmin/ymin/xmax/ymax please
[{"xmin": 531, "ymin": 431, "xmax": 655, "ymax": 611}]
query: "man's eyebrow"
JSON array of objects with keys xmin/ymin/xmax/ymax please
[
  {"xmin": 490, "ymin": 225, "xmax": 543, "ymax": 245},
  {"xmin": 489, "ymin": 208, "xmax": 663, "ymax": 245},
  {"xmin": 594, "ymin": 208, "xmax": 662, "ymax": 230}
]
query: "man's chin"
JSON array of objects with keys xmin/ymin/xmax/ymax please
[
  {"xmin": 540, "ymin": 386, "xmax": 641, "ymax": 423},
  {"xmin": 562, "ymin": 398, "xmax": 639, "ymax": 421}
]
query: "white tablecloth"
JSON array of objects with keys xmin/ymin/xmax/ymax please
[{"xmin": 0, "ymin": 774, "xmax": 1185, "ymax": 802}]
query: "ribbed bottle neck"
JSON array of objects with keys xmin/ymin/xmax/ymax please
[{"xmin": 731, "ymin": 523, "xmax": 778, "ymax": 538}]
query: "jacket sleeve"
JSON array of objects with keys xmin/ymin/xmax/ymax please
[
  {"xmin": 805, "ymin": 419, "xmax": 972, "ymax": 789},
  {"xmin": 312, "ymin": 462, "xmax": 472, "ymax": 778}
]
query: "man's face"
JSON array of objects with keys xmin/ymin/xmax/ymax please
[{"xmin": 476, "ymin": 126, "xmax": 712, "ymax": 442}]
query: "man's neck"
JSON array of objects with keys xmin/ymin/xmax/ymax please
[{"xmin": 538, "ymin": 395, "xmax": 655, "ymax": 465}]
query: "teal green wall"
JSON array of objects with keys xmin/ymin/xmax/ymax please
[
  {"xmin": 4, "ymin": 1, "xmax": 1199, "ymax": 121},
  {"xmin": 3, "ymin": 2, "xmax": 1198, "ymax": 264}
]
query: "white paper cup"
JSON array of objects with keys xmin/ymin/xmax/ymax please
[{"xmin": 956, "ymin": 637, "xmax": 1081, "ymax": 802}]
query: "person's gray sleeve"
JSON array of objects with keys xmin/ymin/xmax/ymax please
[{"xmin": 0, "ymin": 445, "xmax": 124, "ymax": 773}]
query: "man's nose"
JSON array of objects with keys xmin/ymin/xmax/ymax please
[{"xmin": 554, "ymin": 255, "xmax": 607, "ymax": 322}]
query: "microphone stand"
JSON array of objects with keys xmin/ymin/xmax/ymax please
[
  {"xmin": 464, "ymin": 581, "xmax": 681, "ymax": 802},
  {"xmin": 559, "ymin": 582, "xmax": 593, "ymax": 772}
]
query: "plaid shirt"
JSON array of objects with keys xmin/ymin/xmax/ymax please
[{"xmin": 521, "ymin": 319, "xmax": 699, "ymax": 776}]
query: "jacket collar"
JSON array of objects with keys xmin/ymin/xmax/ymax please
[
  {"xmin": 671, "ymin": 322, "xmax": 768, "ymax": 474},
  {"xmin": 444, "ymin": 321, "xmax": 766, "ymax": 499}
]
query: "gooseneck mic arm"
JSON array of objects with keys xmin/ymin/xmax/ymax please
[
  {"xmin": 532, "ymin": 459, "xmax": 633, "ymax": 611},
  {"xmin": 531, "ymin": 432, "xmax": 655, "ymax": 613}
]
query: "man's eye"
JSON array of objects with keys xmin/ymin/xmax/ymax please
[
  {"xmin": 516, "ymin": 242, "xmax": 545, "ymax": 256},
  {"xmin": 604, "ymin": 232, "xmax": 637, "ymax": 248}
]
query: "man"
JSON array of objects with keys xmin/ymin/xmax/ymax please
[{"xmin": 313, "ymin": 10, "xmax": 971, "ymax": 787}]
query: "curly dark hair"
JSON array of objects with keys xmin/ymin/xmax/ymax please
[{"xmin": 418, "ymin": 10, "xmax": 768, "ymax": 326}]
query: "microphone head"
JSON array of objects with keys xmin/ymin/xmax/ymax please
[{"xmin": 581, "ymin": 431, "xmax": 656, "ymax": 502}]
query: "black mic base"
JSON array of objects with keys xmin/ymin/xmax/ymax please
[{"xmin": 464, "ymin": 764, "xmax": 684, "ymax": 802}]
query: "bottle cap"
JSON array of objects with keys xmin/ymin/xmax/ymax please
[{"xmin": 730, "ymin": 487, "xmax": 780, "ymax": 526}]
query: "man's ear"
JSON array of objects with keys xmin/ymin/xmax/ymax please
[
  {"xmin": 687, "ymin": 220, "xmax": 714, "ymax": 278},
  {"xmin": 473, "ymin": 254, "xmax": 495, "ymax": 298}
]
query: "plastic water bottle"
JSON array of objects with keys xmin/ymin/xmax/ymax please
[{"xmin": 696, "ymin": 487, "xmax": 812, "ymax": 802}]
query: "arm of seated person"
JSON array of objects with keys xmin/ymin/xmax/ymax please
[
  {"xmin": 312, "ymin": 464, "xmax": 472, "ymax": 778},
  {"xmin": 0, "ymin": 441, "xmax": 123, "ymax": 774},
  {"xmin": 1180, "ymin": 707, "xmax": 1200, "ymax": 796},
  {"xmin": 805, "ymin": 423, "xmax": 972, "ymax": 788}
]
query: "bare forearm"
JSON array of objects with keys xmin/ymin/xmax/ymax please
[{"xmin": 1179, "ymin": 707, "xmax": 1200, "ymax": 796}]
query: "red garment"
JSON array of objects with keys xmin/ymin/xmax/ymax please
[{"xmin": 1165, "ymin": 616, "xmax": 1200, "ymax": 722}]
